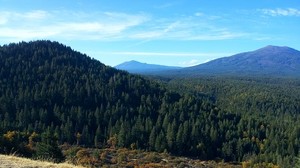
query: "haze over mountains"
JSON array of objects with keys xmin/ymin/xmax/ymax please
[
  {"xmin": 117, "ymin": 46, "xmax": 300, "ymax": 77},
  {"xmin": 185, "ymin": 45, "xmax": 300, "ymax": 76},
  {"xmin": 115, "ymin": 60, "xmax": 182, "ymax": 74}
]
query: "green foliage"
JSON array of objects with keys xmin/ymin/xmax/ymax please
[
  {"xmin": 0, "ymin": 131, "xmax": 33, "ymax": 157},
  {"xmin": 64, "ymin": 146, "xmax": 81, "ymax": 163},
  {"xmin": 35, "ymin": 129, "xmax": 64, "ymax": 163},
  {"xmin": 165, "ymin": 76, "xmax": 300, "ymax": 167},
  {"xmin": 295, "ymin": 155, "xmax": 300, "ymax": 168}
]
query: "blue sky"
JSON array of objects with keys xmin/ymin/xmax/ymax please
[{"xmin": 0, "ymin": 0, "xmax": 300, "ymax": 67}]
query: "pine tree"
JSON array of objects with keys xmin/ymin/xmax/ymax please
[
  {"xmin": 166, "ymin": 122, "xmax": 175, "ymax": 151},
  {"xmin": 149, "ymin": 127, "xmax": 156, "ymax": 150},
  {"xmin": 35, "ymin": 129, "xmax": 64, "ymax": 163}
]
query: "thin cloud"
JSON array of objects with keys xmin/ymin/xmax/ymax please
[
  {"xmin": 23, "ymin": 10, "xmax": 49, "ymax": 20},
  {"xmin": 0, "ymin": 17, "xmax": 7, "ymax": 25},
  {"xmin": 97, "ymin": 51, "xmax": 231, "ymax": 57},
  {"xmin": 261, "ymin": 8, "xmax": 300, "ymax": 17},
  {"xmin": 131, "ymin": 31, "xmax": 163, "ymax": 39},
  {"xmin": 0, "ymin": 10, "xmax": 49, "ymax": 23},
  {"xmin": 130, "ymin": 18, "xmax": 248, "ymax": 41},
  {"xmin": 0, "ymin": 9, "xmax": 250, "ymax": 42},
  {"xmin": 0, "ymin": 12, "xmax": 10, "ymax": 25},
  {"xmin": 179, "ymin": 58, "xmax": 214, "ymax": 67},
  {"xmin": 130, "ymin": 21, "xmax": 181, "ymax": 39},
  {"xmin": 0, "ymin": 28, "xmax": 57, "ymax": 39},
  {"xmin": 185, "ymin": 31, "xmax": 248, "ymax": 41},
  {"xmin": 155, "ymin": 2, "xmax": 180, "ymax": 9},
  {"xmin": 179, "ymin": 59, "xmax": 201, "ymax": 67},
  {"xmin": 0, "ymin": 10, "xmax": 149, "ymax": 41},
  {"xmin": 194, "ymin": 12, "xmax": 204, "ymax": 17}
]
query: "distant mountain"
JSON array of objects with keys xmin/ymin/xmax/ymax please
[
  {"xmin": 115, "ymin": 60, "xmax": 182, "ymax": 74},
  {"xmin": 182, "ymin": 45, "xmax": 300, "ymax": 77}
]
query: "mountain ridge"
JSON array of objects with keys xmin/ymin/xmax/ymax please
[
  {"xmin": 114, "ymin": 45, "xmax": 300, "ymax": 77},
  {"xmin": 115, "ymin": 60, "xmax": 182, "ymax": 74},
  {"xmin": 184, "ymin": 45, "xmax": 300, "ymax": 76},
  {"xmin": 127, "ymin": 45, "xmax": 300, "ymax": 77}
]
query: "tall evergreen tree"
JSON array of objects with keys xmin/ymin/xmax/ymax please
[{"xmin": 35, "ymin": 129, "xmax": 64, "ymax": 163}]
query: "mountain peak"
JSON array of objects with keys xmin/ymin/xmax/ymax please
[
  {"xmin": 115, "ymin": 60, "xmax": 182, "ymax": 74},
  {"xmin": 262, "ymin": 45, "xmax": 286, "ymax": 49},
  {"xmin": 128, "ymin": 60, "xmax": 142, "ymax": 63},
  {"xmin": 256, "ymin": 45, "xmax": 296, "ymax": 53},
  {"xmin": 183, "ymin": 45, "xmax": 300, "ymax": 77},
  {"xmin": 119, "ymin": 60, "xmax": 143, "ymax": 66}
]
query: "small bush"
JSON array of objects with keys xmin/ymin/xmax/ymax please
[
  {"xmin": 117, "ymin": 152, "xmax": 128, "ymax": 163},
  {"xmin": 64, "ymin": 146, "xmax": 81, "ymax": 163},
  {"xmin": 144, "ymin": 153, "xmax": 161, "ymax": 163}
]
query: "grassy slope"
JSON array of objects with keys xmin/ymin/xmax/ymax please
[{"xmin": 0, "ymin": 154, "xmax": 84, "ymax": 168}]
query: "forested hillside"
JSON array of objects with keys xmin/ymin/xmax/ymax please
[
  {"xmin": 164, "ymin": 76, "xmax": 300, "ymax": 167},
  {"xmin": 0, "ymin": 41, "xmax": 299, "ymax": 167},
  {"xmin": 0, "ymin": 41, "xmax": 234, "ymax": 161}
]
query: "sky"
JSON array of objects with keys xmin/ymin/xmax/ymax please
[{"xmin": 0, "ymin": 0, "xmax": 300, "ymax": 67}]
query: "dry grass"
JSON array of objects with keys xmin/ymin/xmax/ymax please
[
  {"xmin": 63, "ymin": 147, "xmax": 242, "ymax": 168},
  {"xmin": 0, "ymin": 154, "xmax": 85, "ymax": 168}
]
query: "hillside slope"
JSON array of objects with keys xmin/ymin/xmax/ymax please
[
  {"xmin": 0, "ymin": 40, "xmax": 237, "ymax": 160},
  {"xmin": 0, "ymin": 40, "xmax": 170, "ymax": 147},
  {"xmin": 178, "ymin": 45, "xmax": 300, "ymax": 77},
  {"xmin": 0, "ymin": 154, "xmax": 83, "ymax": 168}
]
